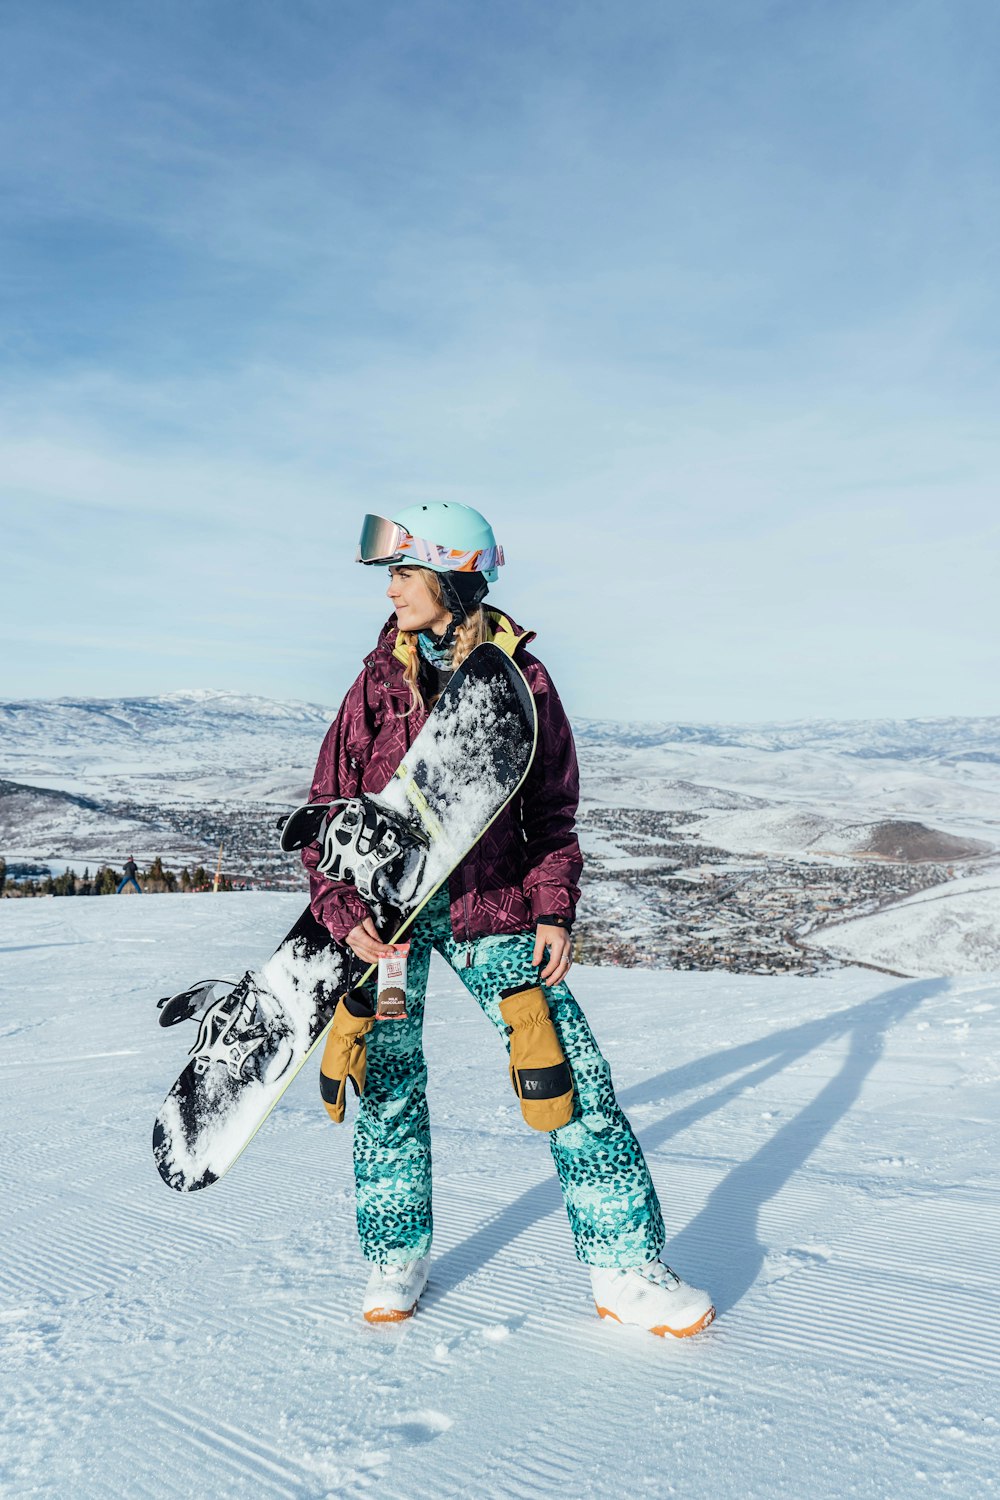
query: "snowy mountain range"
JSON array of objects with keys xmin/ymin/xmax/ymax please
[
  {"xmin": 0, "ymin": 691, "xmax": 332, "ymax": 767},
  {"xmin": 3, "ymin": 692, "xmax": 999, "ymax": 976},
  {"xmin": 3, "ymin": 690, "xmax": 1000, "ymax": 764},
  {"xmin": 577, "ymin": 714, "xmax": 1000, "ymax": 760}
]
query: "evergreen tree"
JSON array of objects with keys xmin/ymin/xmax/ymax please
[{"xmin": 141, "ymin": 855, "xmax": 178, "ymax": 893}]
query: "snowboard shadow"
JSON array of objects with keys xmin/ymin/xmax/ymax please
[
  {"xmin": 431, "ymin": 977, "xmax": 945, "ymax": 1314},
  {"xmin": 652, "ymin": 976, "xmax": 945, "ymax": 1315}
]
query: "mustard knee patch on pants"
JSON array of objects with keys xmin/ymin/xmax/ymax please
[{"xmin": 499, "ymin": 983, "xmax": 574, "ymax": 1131}]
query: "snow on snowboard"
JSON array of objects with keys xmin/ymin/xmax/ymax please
[{"xmin": 152, "ymin": 644, "xmax": 538, "ymax": 1192}]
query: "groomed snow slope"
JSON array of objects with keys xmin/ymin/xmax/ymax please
[{"xmin": 2, "ymin": 895, "xmax": 998, "ymax": 1499}]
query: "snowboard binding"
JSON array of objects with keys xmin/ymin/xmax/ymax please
[
  {"xmin": 157, "ymin": 979, "xmax": 236, "ymax": 1028},
  {"xmin": 189, "ymin": 974, "xmax": 293, "ymax": 1084},
  {"xmin": 278, "ymin": 796, "xmax": 428, "ymax": 905}
]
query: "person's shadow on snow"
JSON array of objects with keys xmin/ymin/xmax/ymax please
[{"xmin": 430, "ymin": 977, "xmax": 946, "ymax": 1316}]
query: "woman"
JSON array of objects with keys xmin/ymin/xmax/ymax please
[{"xmin": 304, "ymin": 501, "xmax": 714, "ymax": 1337}]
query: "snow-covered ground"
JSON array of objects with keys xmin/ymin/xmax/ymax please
[
  {"xmin": 2, "ymin": 895, "xmax": 998, "ymax": 1498},
  {"xmin": 579, "ymin": 741, "xmax": 1000, "ymax": 854},
  {"xmin": 804, "ymin": 871, "xmax": 1000, "ymax": 976}
]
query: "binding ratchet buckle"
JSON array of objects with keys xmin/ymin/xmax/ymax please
[{"xmin": 189, "ymin": 976, "xmax": 275, "ymax": 1082}]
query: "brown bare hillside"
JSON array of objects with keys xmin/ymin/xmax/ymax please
[{"xmin": 854, "ymin": 820, "xmax": 991, "ymax": 862}]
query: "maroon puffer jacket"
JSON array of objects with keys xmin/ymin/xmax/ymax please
[{"xmin": 303, "ymin": 609, "xmax": 583, "ymax": 944}]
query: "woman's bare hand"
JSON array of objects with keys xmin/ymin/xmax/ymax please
[
  {"xmin": 346, "ymin": 916, "xmax": 394, "ymax": 965},
  {"xmin": 533, "ymin": 924, "xmax": 573, "ymax": 987}
]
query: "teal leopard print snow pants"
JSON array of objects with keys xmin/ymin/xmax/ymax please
[{"xmin": 354, "ymin": 886, "xmax": 666, "ymax": 1268}]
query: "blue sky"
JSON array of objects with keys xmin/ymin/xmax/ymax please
[{"xmin": 1, "ymin": 0, "xmax": 997, "ymax": 722}]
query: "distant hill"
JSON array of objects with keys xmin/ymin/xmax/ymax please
[
  {"xmin": 0, "ymin": 691, "xmax": 334, "ymax": 766},
  {"xmin": 573, "ymin": 715, "xmax": 1000, "ymax": 760}
]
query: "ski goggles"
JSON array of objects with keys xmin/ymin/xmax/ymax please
[{"xmin": 356, "ymin": 514, "xmax": 505, "ymax": 574}]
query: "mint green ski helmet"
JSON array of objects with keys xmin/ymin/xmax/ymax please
[{"xmin": 356, "ymin": 501, "xmax": 504, "ymax": 583}]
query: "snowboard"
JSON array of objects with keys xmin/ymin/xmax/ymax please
[{"xmin": 152, "ymin": 643, "xmax": 538, "ymax": 1192}]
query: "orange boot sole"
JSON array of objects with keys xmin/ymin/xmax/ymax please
[
  {"xmin": 596, "ymin": 1302, "xmax": 716, "ymax": 1338},
  {"xmin": 364, "ymin": 1303, "xmax": 418, "ymax": 1323}
]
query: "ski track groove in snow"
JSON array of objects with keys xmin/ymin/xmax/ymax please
[
  {"xmin": 2, "ymin": 894, "xmax": 999, "ymax": 1498},
  {"xmin": 138, "ymin": 1396, "xmax": 321, "ymax": 1497}
]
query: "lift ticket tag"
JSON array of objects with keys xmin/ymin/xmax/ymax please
[{"xmin": 376, "ymin": 944, "xmax": 410, "ymax": 1020}]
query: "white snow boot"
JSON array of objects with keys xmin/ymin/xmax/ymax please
[
  {"xmin": 362, "ymin": 1256, "xmax": 430, "ymax": 1324},
  {"xmin": 591, "ymin": 1261, "xmax": 715, "ymax": 1339}
]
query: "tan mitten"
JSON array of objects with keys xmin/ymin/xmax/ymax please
[
  {"xmin": 499, "ymin": 984, "xmax": 574, "ymax": 1131},
  {"xmin": 319, "ymin": 990, "xmax": 376, "ymax": 1123}
]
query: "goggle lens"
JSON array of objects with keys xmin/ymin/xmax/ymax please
[{"xmin": 356, "ymin": 514, "xmax": 407, "ymax": 563}]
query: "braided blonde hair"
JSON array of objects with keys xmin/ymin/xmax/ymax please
[{"xmin": 396, "ymin": 570, "xmax": 491, "ymax": 715}]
